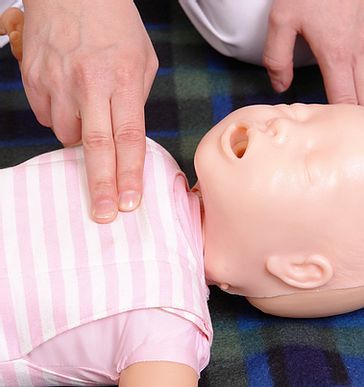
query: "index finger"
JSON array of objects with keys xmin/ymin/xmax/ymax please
[
  {"xmin": 263, "ymin": 11, "xmax": 297, "ymax": 92},
  {"xmin": 318, "ymin": 58, "xmax": 357, "ymax": 104},
  {"xmin": 111, "ymin": 78, "xmax": 146, "ymax": 212},
  {"xmin": 81, "ymin": 97, "xmax": 118, "ymax": 223}
]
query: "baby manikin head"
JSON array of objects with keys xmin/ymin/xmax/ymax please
[{"xmin": 195, "ymin": 103, "xmax": 364, "ymax": 317}]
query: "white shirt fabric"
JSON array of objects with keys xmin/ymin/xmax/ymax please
[
  {"xmin": 179, "ymin": 0, "xmax": 314, "ymax": 67},
  {"xmin": 1, "ymin": 1, "xmax": 314, "ymax": 66},
  {"xmin": 0, "ymin": 0, "xmax": 23, "ymax": 48}
]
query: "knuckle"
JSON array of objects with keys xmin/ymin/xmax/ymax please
[
  {"xmin": 263, "ymin": 54, "xmax": 290, "ymax": 72},
  {"xmin": 114, "ymin": 126, "xmax": 144, "ymax": 146},
  {"xmin": 20, "ymin": 59, "xmax": 32, "ymax": 76},
  {"xmin": 21, "ymin": 65, "xmax": 30, "ymax": 82},
  {"xmin": 83, "ymin": 131, "xmax": 114, "ymax": 150},
  {"xmin": 330, "ymin": 47, "xmax": 348, "ymax": 63},
  {"xmin": 28, "ymin": 103, "xmax": 51, "ymax": 128},
  {"xmin": 35, "ymin": 112, "xmax": 51, "ymax": 128},
  {"xmin": 55, "ymin": 131, "xmax": 81, "ymax": 146},
  {"xmin": 72, "ymin": 57, "xmax": 100, "ymax": 92},
  {"xmin": 333, "ymin": 95, "xmax": 358, "ymax": 105},
  {"xmin": 45, "ymin": 63, "xmax": 63, "ymax": 88},
  {"xmin": 268, "ymin": 9, "xmax": 291, "ymax": 28},
  {"xmin": 22, "ymin": 63, "xmax": 40, "ymax": 90},
  {"xmin": 114, "ymin": 65, "xmax": 141, "ymax": 86},
  {"xmin": 23, "ymin": 57, "xmax": 63, "ymax": 90},
  {"xmin": 149, "ymin": 54, "xmax": 159, "ymax": 76}
]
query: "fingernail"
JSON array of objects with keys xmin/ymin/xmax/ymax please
[
  {"xmin": 92, "ymin": 199, "xmax": 117, "ymax": 220},
  {"xmin": 271, "ymin": 80, "xmax": 286, "ymax": 93},
  {"xmin": 119, "ymin": 190, "xmax": 141, "ymax": 212}
]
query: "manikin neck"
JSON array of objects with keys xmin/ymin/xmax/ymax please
[{"xmin": 247, "ymin": 286, "xmax": 364, "ymax": 318}]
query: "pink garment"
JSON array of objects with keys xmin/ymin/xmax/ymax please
[
  {"xmin": 2, "ymin": 308, "xmax": 209, "ymax": 385},
  {"xmin": 0, "ymin": 139, "xmax": 212, "ymax": 385}
]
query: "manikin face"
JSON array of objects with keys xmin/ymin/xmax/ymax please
[{"xmin": 195, "ymin": 104, "xmax": 364, "ymax": 299}]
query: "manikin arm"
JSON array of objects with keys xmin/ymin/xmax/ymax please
[
  {"xmin": 0, "ymin": 7, "xmax": 23, "ymax": 61},
  {"xmin": 119, "ymin": 361, "xmax": 198, "ymax": 387}
]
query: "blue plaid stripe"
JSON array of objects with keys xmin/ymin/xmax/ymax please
[
  {"xmin": 203, "ymin": 289, "xmax": 364, "ymax": 387},
  {"xmin": 2, "ymin": 1, "xmax": 364, "ymax": 387}
]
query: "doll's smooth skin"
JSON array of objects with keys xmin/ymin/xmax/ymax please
[
  {"xmin": 0, "ymin": 7, "xmax": 23, "ymax": 61},
  {"xmin": 196, "ymin": 103, "xmax": 364, "ymax": 317}
]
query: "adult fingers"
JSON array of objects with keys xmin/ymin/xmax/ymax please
[
  {"xmin": 9, "ymin": 31, "xmax": 23, "ymax": 62},
  {"xmin": 354, "ymin": 59, "xmax": 364, "ymax": 105},
  {"xmin": 143, "ymin": 65, "xmax": 157, "ymax": 103},
  {"xmin": 0, "ymin": 18, "xmax": 5, "ymax": 35},
  {"xmin": 22, "ymin": 83, "xmax": 52, "ymax": 127},
  {"xmin": 51, "ymin": 94, "xmax": 82, "ymax": 145},
  {"xmin": 81, "ymin": 98, "xmax": 118, "ymax": 223},
  {"xmin": 21, "ymin": 59, "xmax": 52, "ymax": 128},
  {"xmin": 263, "ymin": 11, "xmax": 297, "ymax": 93},
  {"xmin": 1, "ymin": 7, "xmax": 23, "ymax": 34},
  {"xmin": 143, "ymin": 50, "xmax": 159, "ymax": 102},
  {"xmin": 308, "ymin": 28, "xmax": 357, "ymax": 104},
  {"xmin": 318, "ymin": 57, "xmax": 357, "ymax": 104},
  {"xmin": 111, "ymin": 79, "xmax": 145, "ymax": 212}
]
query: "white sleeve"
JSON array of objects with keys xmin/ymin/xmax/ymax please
[
  {"xmin": 0, "ymin": 0, "xmax": 23, "ymax": 48},
  {"xmin": 179, "ymin": 0, "xmax": 314, "ymax": 67}
]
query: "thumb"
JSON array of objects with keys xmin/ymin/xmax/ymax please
[
  {"xmin": 263, "ymin": 21, "xmax": 297, "ymax": 93},
  {"xmin": 9, "ymin": 31, "xmax": 22, "ymax": 62},
  {"xmin": 0, "ymin": 15, "xmax": 5, "ymax": 35}
]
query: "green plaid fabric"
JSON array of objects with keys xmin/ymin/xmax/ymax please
[{"xmin": 1, "ymin": 1, "xmax": 364, "ymax": 386}]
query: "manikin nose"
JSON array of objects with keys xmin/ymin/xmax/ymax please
[
  {"xmin": 258, "ymin": 126, "xmax": 277, "ymax": 137},
  {"xmin": 263, "ymin": 117, "xmax": 295, "ymax": 144}
]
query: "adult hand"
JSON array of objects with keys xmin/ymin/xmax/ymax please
[
  {"xmin": 21, "ymin": 0, "xmax": 158, "ymax": 222},
  {"xmin": 263, "ymin": 0, "xmax": 364, "ymax": 104}
]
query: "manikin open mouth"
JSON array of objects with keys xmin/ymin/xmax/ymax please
[{"xmin": 230, "ymin": 125, "xmax": 249, "ymax": 159}]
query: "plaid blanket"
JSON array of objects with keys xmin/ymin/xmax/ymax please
[{"xmin": 1, "ymin": 1, "xmax": 363, "ymax": 386}]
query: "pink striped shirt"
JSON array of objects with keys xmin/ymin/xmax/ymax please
[{"xmin": 0, "ymin": 138, "xmax": 212, "ymax": 364}]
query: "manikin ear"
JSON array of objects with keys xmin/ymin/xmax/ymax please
[{"xmin": 266, "ymin": 254, "xmax": 334, "ymax": 289}]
